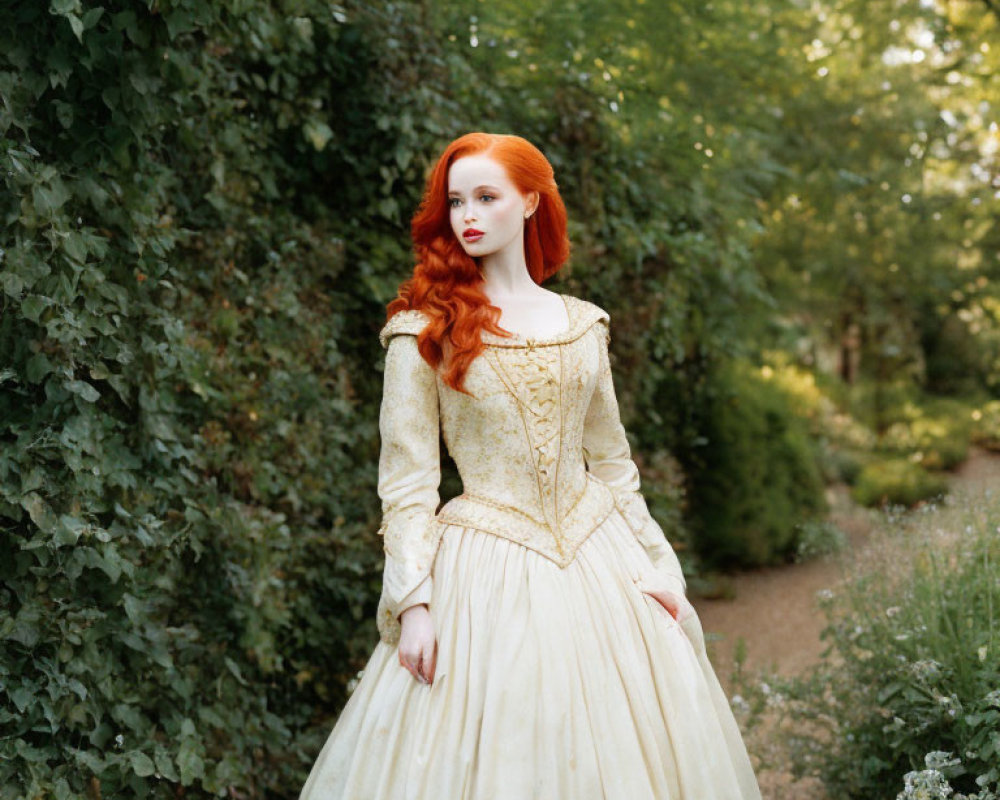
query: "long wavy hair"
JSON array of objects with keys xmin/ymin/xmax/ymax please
[{"xmin": 385, "ymin": 132, "xmax": 571, "ymax": 395}]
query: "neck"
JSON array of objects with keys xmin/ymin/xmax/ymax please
[{"xmin": 479, "ymin": 251, "xmax": 537, "ymax": 298}]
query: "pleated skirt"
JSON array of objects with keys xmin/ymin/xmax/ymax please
[{"xmin": 299, "ymin": 509, "xmax": 762, "ymax": 799}]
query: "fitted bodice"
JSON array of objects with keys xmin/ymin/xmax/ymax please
[{"xmin": 432, "ymin": 298, "xmax": 616, "ymax": 564}]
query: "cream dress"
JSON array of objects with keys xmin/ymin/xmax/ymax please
[{"xmin": 300, "ymin": 294, "xmax": 761, "ymax": 799}]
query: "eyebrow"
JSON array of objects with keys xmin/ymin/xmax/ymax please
[{"xmin": 447, "ymin": 184, "xmax": 502, "ymax": 196}]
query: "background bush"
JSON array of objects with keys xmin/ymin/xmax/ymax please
[
  {"xmin": 685, "ymin": 359, "xmax": 828, "ymax": 567},
  {"xmin": 850, "ymin": 457, "xmax": 950, "ymax": 508}
]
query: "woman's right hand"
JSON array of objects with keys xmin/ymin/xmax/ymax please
[{"xmin": 398, "ymin": 603, "xmax": 437, "ymax": 684}]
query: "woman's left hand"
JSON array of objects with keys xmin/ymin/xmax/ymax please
[
  {"xmin": 638, "ymin": 584, "xmax": 707, "ymax": 654},
  {"xmin": 640, "ymin": 586, "xmax": 695, "ymax": 623}
]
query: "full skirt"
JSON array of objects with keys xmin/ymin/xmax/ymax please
[{"xmin": 299, "ymin": 509, "xmax": 762, "ymax": 799}]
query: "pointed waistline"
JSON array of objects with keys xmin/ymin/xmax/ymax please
[{"xmin": 435, "ymin": 473, "xmax": 618, "ymax": 568}]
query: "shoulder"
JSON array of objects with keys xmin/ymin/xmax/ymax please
[
  {"xmin": 563, "ymin": 294, "xmax": 611, "ymax": 344},
  {"xmin": 378, "ymin": 309, "xmax": 432, "ymax": 350}
]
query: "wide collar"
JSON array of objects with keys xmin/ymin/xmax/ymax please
[
  {"xmin": 480, "ymin": 294, "xmax": 608, "ymax": 348},
  {"xmin": 379, "ymin": 294, "xmax": 609, "ymax": 350}
]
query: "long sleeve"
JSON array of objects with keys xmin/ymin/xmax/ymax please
[
  {"xmin": 582, "ymin": 319, "xmax": 687, "ymax": 597},
  {"xmin": 374, "ymin": 328, "xmax": 442, "ymax": 643}
]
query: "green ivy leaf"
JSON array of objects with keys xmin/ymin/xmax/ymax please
[
  {"xmin": 81, "ymin": 6, "xmax": 104, "ymax": 29},
  {"xmin": 21, "ymin": 492, "xmax": 57, "ymax": 534},
  {"xmin": 303, "ymin": 120, "xmax": 333, "ymax": 151},
  {"xmin": 67, "ymin": 13, "xmax": 84, "ymax": 43},
  {"xmin": 10, "ymin": 687, "xmax": 34, "ymax": 713},
  {"xmin": 32, "ymin": 179, "xmax": 71, "ymax": 216},
  {"xmin": 25, "ymin": 353, "xmax": 54, "ymax": 383},
  {"xmin": 64, "ymin": 380, "xmax": 100, "ymax": 403},
  {"xmin": 122, "ymin": 592, "xmax": 143, "ymax": 623},
  {"xmin": 55, "ymin": 514, "xmax": 86, "ymax": 546},
  {"xmin": 21, "ymin": 295, "xmax": 53, "ymax": 323},
  {"xmin": 154, "ymin": 748, "xmax": 180, "ymax": 782},
  {"xmin": 176, "ymin": 740, "xmax": 205, "ymax": 785},
  {"xmin": 129, "ymin": 750, "xmax": 156, "ymax": 777}
]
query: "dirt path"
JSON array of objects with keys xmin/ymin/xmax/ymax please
[
  {"xmin": 694, "ymin": 485, "xmax": 872, "ymax": 687},
  {"xmin": 693, "ymin": 446, "xmax": 1000, "ymax": 800}
]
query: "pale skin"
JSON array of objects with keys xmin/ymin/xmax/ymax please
[{"xmin": 397, "ymin": 152, "xmax": 695, "ymax": 685}]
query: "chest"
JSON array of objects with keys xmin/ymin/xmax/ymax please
[{"xmin": 438, "ymin": 332, "xmax": 601, "ymax": 425}]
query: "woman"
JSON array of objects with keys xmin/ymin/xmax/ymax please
[{"xmin": 299, "ymin": 132, "xmax": 761, "ymax": 799}]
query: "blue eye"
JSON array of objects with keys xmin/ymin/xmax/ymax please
[{"xmin": 480, "ymin": 194, "xmax": 495, "ymax": 202}]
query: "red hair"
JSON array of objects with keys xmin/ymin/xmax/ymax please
[{"xmin": 385, "ymin": 132, "xmax": 571, "ymax": 395}]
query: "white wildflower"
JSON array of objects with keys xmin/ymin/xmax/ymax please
[{"xmin": 897, "ymin": 767, "xmax": 953, "ymax": 799}]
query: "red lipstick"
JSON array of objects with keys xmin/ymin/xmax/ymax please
[{"xmin": 463, "ymin": 228, "xmax": 484, "ymax": 241}]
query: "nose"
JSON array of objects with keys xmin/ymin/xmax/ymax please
[{"xmin": 463, "ymin": 206, "xmax": 477, "ymax": 224}]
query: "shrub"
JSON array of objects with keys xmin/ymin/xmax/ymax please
[
  {"xmin": 896, "ymin": 751, "xmax": 999, "ymax": 800},
  {"xmin": 816, "ymin": 440, "xmax": 868, "ymax": 485},
  {"xmin": 971, "ymin": 401, "xmax": 1000, "ymax": 452},
  {"xmin": 793, "ymin": 518, "xmax": 848, "ymax": 562},
  {"xmin": 686, "ymin": 359, "xmax": 828, "ymax": 567},
  {"xmin": 878, "ymin": 396, "xmax": 975, "ymax": 471},
  {"xmin": 846, "ymin": 378, "xmax": 923, "ymax": 434},
  {"xmin": 851, "ymin": 457, "xmax": 949, "ymax": 508}
]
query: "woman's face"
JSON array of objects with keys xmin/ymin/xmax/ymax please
[{"xmin": 447, "ymin": 153, "xmax": 537, "ymax": 261}]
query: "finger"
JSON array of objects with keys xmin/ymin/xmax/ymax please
[
  {"xmin": 419, "ymin": 647, "xmax": 431, "ymax": 683},
  {"xmin": 398, "ymin": 648, "xmax": 421, "ymax": 681},
  {"xmin": 415, "ymin": 647, "xmax": 426, "ymax": 683},
  {"xmin": 426, "ymin": 641, "xmax": 437, "ymax": 683},
  {"xmin": 419, "ymin": 642, "xmax": 436, "ymax": 684},
  {"xmin": 643, "ymin": 590, "xmax": 679, "ymax": 620}
]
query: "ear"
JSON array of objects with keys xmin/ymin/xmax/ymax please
[{"xmin": 525, "ymin": 190, "xmax": 540, "ymax": 218}]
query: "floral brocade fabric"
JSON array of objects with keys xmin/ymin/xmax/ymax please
[{"xmin": 374, "ymin": 294, "xmax": 686, "ymax": 645}]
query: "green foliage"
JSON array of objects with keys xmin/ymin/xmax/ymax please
[
  {"xmin": 876, "ymin": 395, "xmax": 975, "ymax": 471},
  {"xmin": 821, "ymin": 444, "xmax": 868, "ymax": 486},
  {"xmin": 793, "ymin": 518, "xmax": 848, "ymax": 563},
  {"xmin": 685, "ymin": 359, "xmax": 828, "ymax": 567},
  {"xmin": 851, "ymin": 458, "xmax": 950, "ymax": 508},
  {"xmin": 751, "ymin": 1, "xmax": 1000, "ymax": 401},
  {"xmin": 0, "ymin": 1, "xmax": 457, "ymax": 796},
  {"xmin": 971, "ymin": 401, "xmax": 1000, "ymax": 452},
  {"xmin": 813, "ymin": 377, "xmax": 978, "ymax": 502}
]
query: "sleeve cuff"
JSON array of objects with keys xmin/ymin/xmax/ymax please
[
  {"xmin": 378, "ymin": 511, "xmax": 443, "ymax": 621},
  {"xmin": 637, "ymin": 568, "xmax": 687, "ymax": 598},
  {"xmin": 395, "ymin": 575, "xmax": 432, "ymax": 618}
]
